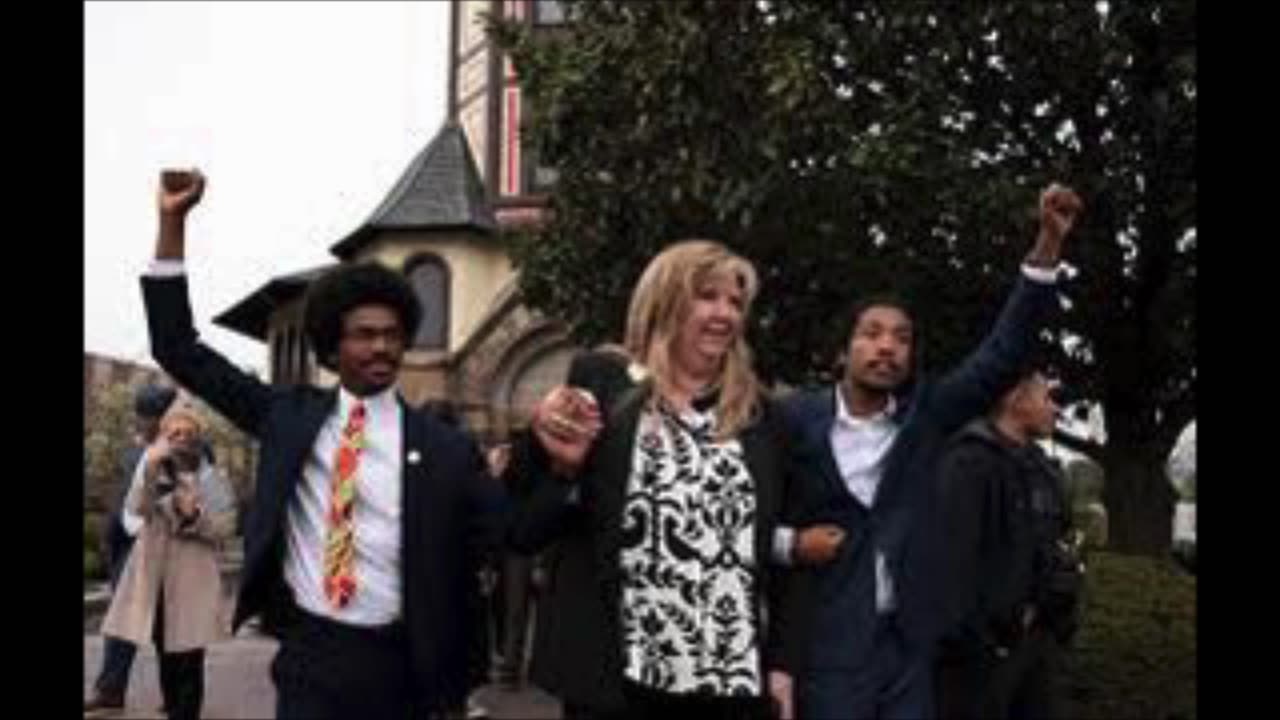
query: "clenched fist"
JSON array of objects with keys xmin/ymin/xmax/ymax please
[
  {"xmin": 1025, "ymin": 182, "xmax": 1083, "ymax": 268},
  {"xmin": 1039, "ymin": 183, "xmax": 1082, "ymax": 245},
  {"xmin": 531, "ymin": 385, "xmax": 604, "ymax": 478},
  {"xmin": 158, "ymin": 168, "xmax": 205, "ymax": 218}
]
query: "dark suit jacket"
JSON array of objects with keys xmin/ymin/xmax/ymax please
[
  {"xmin": 505, "ymin": 350, "xmax": 634, "ymax": 702},
  {"xmin": 141, "ymin": 274, "xmax": 504, "ymax": 711},
  {"xmin": 507, "ymin": 350, "xmax": 798, "ymax": 710},
  {"xmin": 780, "ymin": 275, "xmax": 1056, "ymax": 673}
]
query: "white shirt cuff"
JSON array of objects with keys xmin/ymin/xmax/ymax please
[
  {"xmin": 146, "ymin": 259, "xmax": 187, "ymax": 277},
  {"xmin": 1020, "ymin": 263, "xmax": 1059, "ymax": 284},
  {"xmin": 772, "ymin": 526, "xmax": 795, "ymax": 566},
  {"xmin": 121, "ymin": 508, "xmax": 144, "ymax": 537}
]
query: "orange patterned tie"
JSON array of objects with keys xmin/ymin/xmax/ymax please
[{"xmin": 323, "ymin": 401, "xmax": 366, "ymax": 608}]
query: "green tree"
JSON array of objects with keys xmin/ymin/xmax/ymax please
[
  {"xmin": 84, "ymin": 380, "xmax": 137, "ymax": 515},
  {"xmin": 491, "ymin": 0, "xmax": 1194, "ymax": 555}
]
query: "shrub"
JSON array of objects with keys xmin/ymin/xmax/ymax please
[
  {"xmin": 1057, "ymin": 551, "xmax": 1196, "ymax": 719},
  {"xmin": 83, "ymin": 514, "xmax": 107, "ymax": 581}
]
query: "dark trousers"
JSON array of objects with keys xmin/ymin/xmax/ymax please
[
  {"xmin": 94, "ymin": 536, "xmax": 137, "ymax": 699},
  {"xmin": 560, "ymin": 681, "xmax": 773, "ymax": 720},
  {"xmin": 799, "ymin": 614, "xmax": 934, "ymax": 720},
  {"xmin": 618, "ymin": 680, "xmax": 773, "ymax": 720},
  {"xmin": 271, "ymin": 606, "xmax": 413, "ymax": 720},
  {"xmin": 95, "ymin": 637, "xmax": 138, "ymax": 698},
  {"xmin": 152, "ymin": 593, "xmax": 206, "ymax": 720},
  {"xmin": 499, "ymin": 553, "xmax": 537, "ymax": 682},
  {"xmin": 562, "ymin": 700, "xmax": 601, "ymax": 720},
  {"xmin": 936, "ymin": 630, "xmax": 1059, "ymax": 720}
]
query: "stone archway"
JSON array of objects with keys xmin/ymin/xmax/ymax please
[{"xmin": 487, "ymin": 326, "xmax": 576, "ymax": 438}]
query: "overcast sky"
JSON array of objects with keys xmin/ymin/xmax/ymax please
[{"xmin": 85, "ymin": 1, "xmax": 451, "ymax": 372}]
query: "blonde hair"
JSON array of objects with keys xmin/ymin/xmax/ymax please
[
  {"xmin": 159, "ymin": 394, "xmax": 205, "ymax": 437},
  {"xmin": 623, "ymin": 239, "xmax": 762, "ymax": 439}
]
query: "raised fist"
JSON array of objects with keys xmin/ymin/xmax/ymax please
[{"xmin": 158, "ymin": 168, "xmax": 205, "ymax": 217}]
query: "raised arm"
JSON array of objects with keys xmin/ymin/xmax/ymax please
[
  {"xmin": 142, "ymin": 169, "xmax": 272, "ymax": 436},
  {"xmin": 932, "ymin": 183, "xmax": 1083, "ymax": 433}
]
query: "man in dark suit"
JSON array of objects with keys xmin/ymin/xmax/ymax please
[
  {"xmin": 141, "ymin": 169, "xmax": 503, "ymax": 719},
  {"xmin": 780, "ymin": 184, "xmax": 1082, "ymax": 719}
]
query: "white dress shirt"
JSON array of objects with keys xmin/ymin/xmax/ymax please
[
  {"xmin": 831, "ymin": 386, "xmax": 900, "ymax": 613},
  {"xmin": 283, "ymin": 386, "xmax": 405, "ymax": 626},
  {"xmin": 144, "ymin": 259, "xmax": 407, "ymax": 625}
]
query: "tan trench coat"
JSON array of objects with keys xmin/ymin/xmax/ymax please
[{"xmin": 101, "ymin": 459, "xmax": 237, "ymax": 652}]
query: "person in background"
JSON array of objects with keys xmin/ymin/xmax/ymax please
[
  {"xmin": 100, "ymin": 398, "xmax": 238, "ymax": 720},
  {"xmin": 86, "ymin": 383, "xmax": 178, "ymax": 717},
  {"xmin": 935, "ymin": 366, "xmax": 1084, "ymax": 720}
]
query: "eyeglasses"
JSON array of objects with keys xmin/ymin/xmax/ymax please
[{"xmin": 342, "ymin": 326, "xmax": 406, "ymax": 346}]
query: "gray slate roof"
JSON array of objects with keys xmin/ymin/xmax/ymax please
[
  {"xmin": 211, "ymin": 264, "xmax": 338, "ymax": 341},
  {"xmin": 329, "ymin": 121, "xmax": 496, "ymax": 259}
]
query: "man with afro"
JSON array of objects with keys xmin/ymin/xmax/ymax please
[{"xmin": 140, "ymin": 168, "xmax": 504, "ymax": 719}]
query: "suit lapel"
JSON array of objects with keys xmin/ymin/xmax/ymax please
[
  {"xmin": 401, "ymin": 398, "xmax": 424, "ymax": 499},
  {"xmin": 739, "ymin": 409, "xmax": 781, "ymax": 565},
  {"xmin": 270, "ymin": 388, "xmax": 338, "ymax": 528},
  {"xmin": 815, "ymin": 387, "xmax": 858, "ymax": 503},
  {"xmin": 399, "ymin": 399, "xmax": 432, "ymax": 592}
]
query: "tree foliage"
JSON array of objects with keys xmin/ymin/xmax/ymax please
[{"xmin": 491, "ymin": 0, "xmax": 1194, "ymax": 554}]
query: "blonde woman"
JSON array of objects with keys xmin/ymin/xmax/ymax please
[
  {"xmin": 510, "ymin": 240, "xmax": 799, "ymax": 719},
  {"xmin": 101, "ymin": 399, "xmax": 236, "ymax": 720}
]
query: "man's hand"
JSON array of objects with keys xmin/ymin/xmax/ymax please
[
  {"xmin": 159, "ymin": 169, "xmax": 205, "ymax": 217},
  {"xmin": 768, "ymin": 670, "xmax": 794, "ymax": 720},
  {"xmin": 1026, "ymin": 182, "xmax": 1083, "ymax": 268},
  {"xmin": 154, "ymin": 168, "xmax": 205, "ymax": 260},
  {"xmin": 793, "ymin": 524, "xmax": 846, "ymax": 566},
  {"xmin": 531, "ymin": 385, "xmax": 602, "ymax": 478}
]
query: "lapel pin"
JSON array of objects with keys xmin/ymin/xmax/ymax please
[{"xmin": 407, "ymin": 449, "xmax": 421, "ymax": 465}]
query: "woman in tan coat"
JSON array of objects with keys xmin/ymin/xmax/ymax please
[{"xmin": 101, "ymin": 399, "xmax": 237, "ymax": 720}]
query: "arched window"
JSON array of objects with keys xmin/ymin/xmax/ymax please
[{"xmin": 405, "ymin": 254, "xmax": 450, "ymax": 350}]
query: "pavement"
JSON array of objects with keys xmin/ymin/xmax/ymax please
[{"xmin": 83, "ymin": 631, "xmax": 562, "ymax": 719}]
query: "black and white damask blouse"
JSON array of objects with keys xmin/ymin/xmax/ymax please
[{"xmin": 619, "ymin": 397, "xmax": 761, "ymax": 696}]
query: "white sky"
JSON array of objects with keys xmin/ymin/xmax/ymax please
[{"xmin": 85, "ymin": 1, "xmax": 451, "ymax": 373}]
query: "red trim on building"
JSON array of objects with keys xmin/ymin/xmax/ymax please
[{"xmin": 506, "ymin": 88, "xmax": 520, "ymax": 195}]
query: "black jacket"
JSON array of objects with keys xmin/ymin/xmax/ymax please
[
  {"xmin": 142, "ymin": 274, "xmax": 505, "ymax": 712},
  {"xmin": 936, "ymin": 418, "xmax": 1075, "ymax": 659},
  {"xmin": 507, "ymin": 350, "xmax": 798, "ymax": 711},
  {"xmin": 506, "ymin": 350, "xmax": 634, "ymax": 703}
]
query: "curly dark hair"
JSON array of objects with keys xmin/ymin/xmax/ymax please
[{"xmin": 303, "ymin": 262, "xmax": 421, "ymax": 370}]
